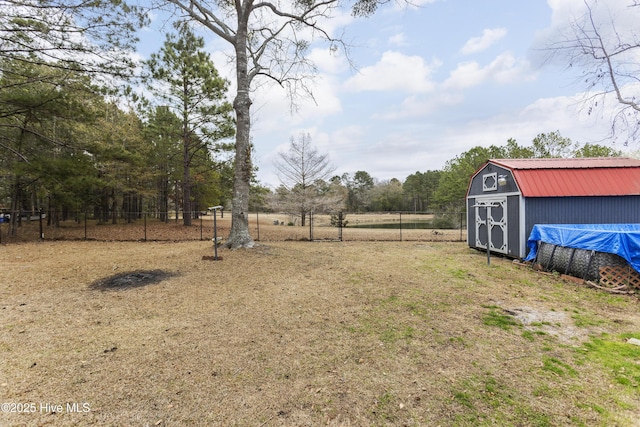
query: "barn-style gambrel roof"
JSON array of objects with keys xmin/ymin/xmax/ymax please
[{"xmin": 489, "ymin": 157, "xmax": 640, "ymax": 197}]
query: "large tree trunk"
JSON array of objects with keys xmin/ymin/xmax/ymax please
[{"xmin": 225, "ymin": 13, "xmax": 255, "ymax": 249}]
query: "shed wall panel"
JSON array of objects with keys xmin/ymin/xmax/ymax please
[
  {"xmin": 523, "ymin": 196, "xmax": 640, "ymax": 257},
  {"xmin": 507, "ymin": 195, "xmax": 520, "ymax": 257},
  {"xmin": 467, "ymin": 198, "xmax": 476, "ymax": 246}
]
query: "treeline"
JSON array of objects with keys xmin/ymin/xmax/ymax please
[
  {"xmin": 259, "ymin": 132, "xmax": 623, "ymax": 218},
  {"xmin": 1, "ymin": 18, "xmax": 235, "ymax": 236},
  {"xmin": 0, "ymin": 62, "xmax": 233, "ymax": 232}
]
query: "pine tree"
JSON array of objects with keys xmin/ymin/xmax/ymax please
[{"xmin": 146, "ymin": 23, "xmax": 234, "ymax": 226}]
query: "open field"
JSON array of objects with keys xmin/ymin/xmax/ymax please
[
  {"xmin": 1, "ymin": 240, "xmax": 639, "ymax": 426},
  {"xmin": 0, "ymin": 212, "xmax": 465, "ymax": 243}
]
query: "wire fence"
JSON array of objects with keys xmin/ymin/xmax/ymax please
[{"xmin": 0, "ymin": 211, "xmax": 467, "ymax": 244}]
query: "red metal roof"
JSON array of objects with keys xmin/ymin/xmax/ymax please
[
  {"xmin": 489, "ymin": 158, "xmax": 640, "ymax": 197},
  {"xmin": 491, "ymin": 157, "xmax": 640, "ymax": 169}
]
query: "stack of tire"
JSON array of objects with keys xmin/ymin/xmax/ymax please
[{"xmin": 535, "ymin": 241, "xmax": 628, "ymax": 282}]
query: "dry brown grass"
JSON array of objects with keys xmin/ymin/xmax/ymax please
[
  {"xmin": 1, "ymin": 240, "xmax": 639, "ymax": 426},
  {"xmin": 0, "ymin": 212, "xmax": 464, "ymax": 243}
]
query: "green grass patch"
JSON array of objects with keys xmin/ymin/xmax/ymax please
[
  {"xmin": 578, "ymin": 333, "xmax": 640, "ymax": 390},
  {"xmin": 449, "ymin": 268, "xmax": 468, "ymax": 280},
  {"xmin": 481, "ymin": 306, "xmax": 519, "ymax": 330},
  {"xmin": 449, "ymin": 374, "xmax": 552, "ymax": 426},
  {"xmin": 572, "ymin": 311, "xmax": 605, "ymax": 327},
  {"xmin": 541, "ymin": 356, "xmax": 578, "ymax": 377},
  {"xmin": 452, "ymin": 390, "xmax": 475, "ymax": 409}
]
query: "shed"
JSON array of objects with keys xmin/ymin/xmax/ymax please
[{"xmin": 465, "ymin": 157, "xmax": 640, "ymax": 260}]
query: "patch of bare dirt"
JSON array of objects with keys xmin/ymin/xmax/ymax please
[
  {"xmin": 89, "ymin": 270, "xmax": 178, "ymax": 291},
  {"xmin": 504, "ymin": 306, "xmax": 594, "ymax": 344}
]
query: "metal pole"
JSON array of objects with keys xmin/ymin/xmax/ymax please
[
  {"xmin": 399, "ymin": 211, "xmax": 402, "ymax": 241},
  {"xmin": 84, "ymin": 209, "xmax": 88, "ymax": 240},
  {"xmin": 486, "ymin": 206, "xmax": 491, "ymax": 266},
  {"xmin": 256, "ymin": 211, "xmax": 260, "ymax": 241},
  {"xmin": 214, "ymin": 209, "xmax": 219, "ymax": 260},
  {"xmin": 144, "ymin": 212, "xmax": 147, "ymax": 242}
]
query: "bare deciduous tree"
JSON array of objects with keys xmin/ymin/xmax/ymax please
[
  {"xmin": 544, "ymin": 0, "xmax": 640, "ymax": 142},
  {"xmin": 160, "ymin": 0, "xmax": 390, "ymax": 248},
  {"xmin": 273, "ymin": 132, "xmax": 339, "ymax": 226}
]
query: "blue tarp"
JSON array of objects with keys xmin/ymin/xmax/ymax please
[{"xmin": 525, "ymin": 224, "xmax": 640, "ymax": 273}]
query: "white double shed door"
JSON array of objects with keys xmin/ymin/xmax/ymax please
[{"xmin": 474, "ymin": 196, "xmax": 508, "ymax": 255}]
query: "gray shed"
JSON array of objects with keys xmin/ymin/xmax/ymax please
[{"xmin": 466, "ymin": 157, "xmax": 640, "ymax": 259}]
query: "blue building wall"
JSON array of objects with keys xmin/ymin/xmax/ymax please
[{"xmin": 523, "ymin": 196, "xmax": 640, "ymax": 246}]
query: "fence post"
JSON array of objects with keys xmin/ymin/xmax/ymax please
[
  {"xmin": 39, "ymin": 209, "xmax": 44, "ymax": 241},
  {"xmin": 256, "ymin": 211, "xmax": 260, "ymax": 241},
  {"xmin": 144, "ymin": 212, "xmax": 147, "ymax": 242},
  {"xmin": 213, "ymin": 207, "xmax": 220, "ymax": 260},
  {"xmin": 200, "ymin": 215, "xmax": 203, "ymax": 241},
  {"xmin": 309, "ymin": 211, "xmax": 313, "ymax": 241},
  {"xmin": 399, "ymin": 211, "xmax": 402, "ymax": 242},
  {"xmin": 84, "ymin": 210, "xmax": 88, "ymax": 240}
]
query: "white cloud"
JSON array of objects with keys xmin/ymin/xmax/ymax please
[
  {"xmin": 533, "ymin": 0, "xmax": 639, "ymax": 66},
  {"xmin": 459, "ymin": 89, "xmax": 627, "ymax": 151},
  {"xmin": 373, "ymin": 92, "xmax": 464, "ymax": 120},
  {"xmin": 251, "ymin": 73, "xmax": 342, "ymax": 134},
  {"xmin": 254, "ymin": 87, "xmax": 632, "ymax": 185},
  {"xmin": 388, "ymin": 32, "xmax": 406, "ymax": 46},
  {"xmin": 443, "ymin": 53, "xmax": 536, "ymax": 90},
  {"xmin": 307, "ymin": 47, "xmax": 349, "ymax": 75},
  {"xmin": 343, "ymin": 51, "xmax": 440, "ymax": 93},
  {"xmin": 461, "ymin": 28, "xmax": 507, "ymax": 55}
]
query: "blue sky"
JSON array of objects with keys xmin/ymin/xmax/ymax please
[{"xmin": 138, "ymin": 0, "xmax": 640, "ymax": 187}]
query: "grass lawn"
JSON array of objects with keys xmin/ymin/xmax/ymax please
[{"xmin": 1, "ymin": 240, "xmax": 639, "ymax": 426}]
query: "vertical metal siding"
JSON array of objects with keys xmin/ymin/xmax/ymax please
[
  {"xmin": 507, "ymin": 195, "xmax": 520, "ymax": 257},
  {"xmin": 524, "ymin": 196, "xmax": 640, "ymax": 246},
  {"xmin": 467, "ymin": 197, "xmax": 476, "ymax": 246}
]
